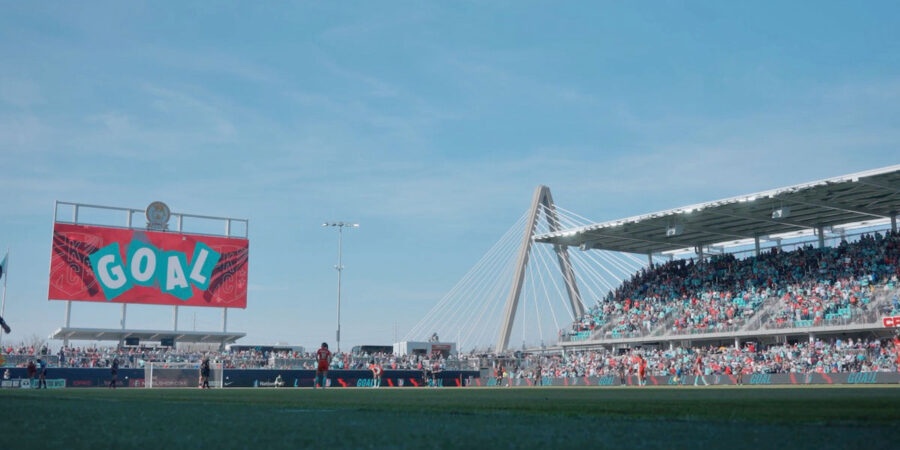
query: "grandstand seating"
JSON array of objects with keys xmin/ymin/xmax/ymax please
[{"xmin": 562, "ymin": 231, "xmax": 900, "ymax": 341}]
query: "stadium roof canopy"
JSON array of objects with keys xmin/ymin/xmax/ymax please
[
  {"xmin": 534, "ymin": 165, "xmax": 900, "ymax": 256},
  {"xmin": 49, "ymin": 327, "xmax": 246, "ymax": 345}
]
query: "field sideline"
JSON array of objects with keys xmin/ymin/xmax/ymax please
[{"xmin": 1, "ymin": 385, "xmax": 897, "ymax": 449}]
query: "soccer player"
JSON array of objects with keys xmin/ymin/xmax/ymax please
[
  {"xmin": 637, "ymin": 355, "xmax": 647, "ymax": 387},
  {"xmin": 26, "ymin": 360, "xmax": 36, "ymax": 382},
  {"xmin": 432, "ymin": 359, "xmax": 442, "ymax": 388},
  {"xmin": 693, "ymin": 353, "xmax": 708, "ymax": 386},
  {"xmin": 109, "ymin": 358, "xmax": 119, "ymax": 389},
  {"xmin": 369, "ymin": 361, "xmax": 382, "ymax": 388},
  {"xmin": 36, "ymin": 358, "xmax": 47, "ymax": 389},
  {"xmin": 315, "ymin": 343, "xmax": 332, "ymax": 388},
  {"xmin": 423, "ymin": 364, "xmax": 433, "ymax": 387},
  {"xmin": 200, "ymin": 358, "xmax": 211, "ymax": 389}
]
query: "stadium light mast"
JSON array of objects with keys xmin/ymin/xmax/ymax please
[{"xmin": 323, "ymin": 221, "xmax": 358, "ymax": 353}]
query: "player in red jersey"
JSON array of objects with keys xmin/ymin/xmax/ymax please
[
  {"xmin": 369, "ymin": 361, "xmax": 383, "ymax": 388},
  {"xmin": 315, "ymin": 342, "xmax": 332, "ymax": 388},
  {"xmin": 693, "ymin": 353, "xmax": 708, "ymax": 386},
  {"xmin": 637, "ymin": 355, "xmax": 647, "ymax": 386}
]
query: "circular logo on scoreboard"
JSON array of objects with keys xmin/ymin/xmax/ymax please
[{"xmin": 146, "ymin": 201, "xmax": 171, "ymax": 230}]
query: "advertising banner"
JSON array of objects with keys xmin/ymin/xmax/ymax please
[{"xmin": 49, "ymin": 223, "xmax": 248, "ymax": 308}]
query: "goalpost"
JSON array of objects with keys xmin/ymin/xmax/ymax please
[{"xmin": 144, "ymin": 362, "xmax": 224, "ymax": 388}]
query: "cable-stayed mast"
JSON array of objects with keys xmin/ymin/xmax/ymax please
[{"xmin": 494, "ymin": 185, "xmax": 584, "ymax": 352}]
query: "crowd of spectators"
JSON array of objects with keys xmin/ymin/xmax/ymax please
[
  {"xmin": 564, "ymin": 231, "xmax": 900, "ymax": 340},
  {"xmin": 502, "ymin": 336, "xmax": 900, "ymax": 379},
  {"xmin": 768, "ymin": 232, "xmax": 899, "ymax": 328},
  {"xmin": 4, "ymin": 337, "xmax": 899, "ymax": 379},
  {"xmin": 0, "ymin": 345, "xmax": 269, "ymax": 369},
  {"xmin": 1, "ymin": 345, "xmax": 480, "ymax": 371}
]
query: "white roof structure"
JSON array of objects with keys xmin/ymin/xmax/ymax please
[
  {"xmin": 50, "ymin": 327, "xmax": 245, "ymax": 345},
  {"xmin": 534, "ymin": 165, "xmax": 900, "ymax": 255}
]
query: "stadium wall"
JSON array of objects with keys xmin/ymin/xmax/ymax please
[{"xmin": 0, "ymin": 368, "xmax": 480, "ymax": 388}]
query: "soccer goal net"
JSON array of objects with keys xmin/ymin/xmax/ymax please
[{"xmin": 144, "ymin": 362, "xmax": 224, "ymax": 388}]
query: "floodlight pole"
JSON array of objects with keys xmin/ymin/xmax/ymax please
[{"xmin": 324, "ymin": 222, "xmax": 358, "ymax": 353}]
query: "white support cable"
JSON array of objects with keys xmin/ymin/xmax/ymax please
[
  {"xmin": 545, "ymin": 205, "xmax": 589, "ymax": 229},
  {"xmin": 528, "ymin": 256, "xmax": 544, "ymax": 344},
  {"xmin": 592, "ymin": 250, "xmax": 633, "ymax": 279},
  {"xmin": 458, "ymin": 232, "xmax": 523, "ymax": 328},
  {"xmin": 541, "ymin": 204, "xmax": 588, "ymax": 229},
  {"xmin": 435, "ymin": 220, "xmax": 528, "ymax": 343},
  {"xmin": 407, "ymin": 212, "xmax": 527, "ymax": 339},
  {"xmin": 535, "ymin": 205, "xmax": 562, "ymax": 231},
  {"xmin": 540, "ymin": 205, "xmax": 582, "ymax": 230},
  {"xmin": 548, "ymin": 243, "xmax": 601, "ymax": 313},
  {"xmin": 609, "ymin": 250, "xmax": 648, "ymax": 273},
  {"xmin": 563, "ymin": 250, "xmax": 612, "ymax": 303},
  {"xmin": 459, "ymin": 210, "xmax": 560, "ymax": 348},
  {"xmin": 533, "ymin": 247, "xmax": 561, "ymax": 333},
  {"xmin": 459, "ymin": 241, "xmax": 521, "ymax": 348},
  {"xmin": 569, "ymin": 250, "xmax": 617, "ymax": 293},
  {"xmin": 576, "ymin": 249, "xmax": 630, "ymax": 290},
  {"xmin": 595, "ymin": 250, "xmax": 641, "ymax": 281},
  {"xmin": 464, "ymin": 256, "xmax": 518, "ymax": 350},
  {"xmin": 595, "ymin": 250, "xmax": 642, "ymax": 279},
  {"xmin": 548, "ymin": 204, "xmax": 596, "ymax": 230},
  {"xmin": 533, "ymin": 240, "xmax": 575, "ymax": 322},
  {"xmin": 540, "ymin": 244, "xmax": 581, "ymax": 322},
  {"xmin": 553, "ymin": 204, "xmax": 597, "ymax": 226},
  {"xmin": 620, "ymin": 251, "xmax": 651, "ymax": 267},
  {"xmin": 430, "ymin": 245, "xmax": 515, "ymax": 336},
  {"xmin": 404, "ymin": 212, "xmax": 527, "ymax": 340},
  {"xmin": 533, "ymin": 207, "xmax": 593, "ymax": 315},
  {"xmin": 407, "ymin": 212, "xmax": 526, "ymax": 338}
]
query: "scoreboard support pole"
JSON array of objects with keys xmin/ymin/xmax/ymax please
[
  {"xmin": 221, "ymin": 308, "xmax": 228, "ymax": 350},
  {"xmin": 119, "ymin": 304, "xmax": 127, "ymax": 347},
  {"xmin": 63, "ymin": 301, "xmax": 71, "ymax": 347}
]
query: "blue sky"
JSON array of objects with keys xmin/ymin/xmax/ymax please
[{"xmin": 1, "ymin": 1, "xmax": 899, "ymax": 349}]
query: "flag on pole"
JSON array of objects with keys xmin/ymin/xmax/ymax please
[{"xmin": 0, "ymin": 252, "xmax": 6, "ymax": 282}]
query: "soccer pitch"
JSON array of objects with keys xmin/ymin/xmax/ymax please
[{"xmin": 1, "ymin": 386, "xmax": 897, "ymax": 449}]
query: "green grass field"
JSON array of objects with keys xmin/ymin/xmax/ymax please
[{"xmin": 1, "ymin": 386, "xmax": 897, "ymax": 449}]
